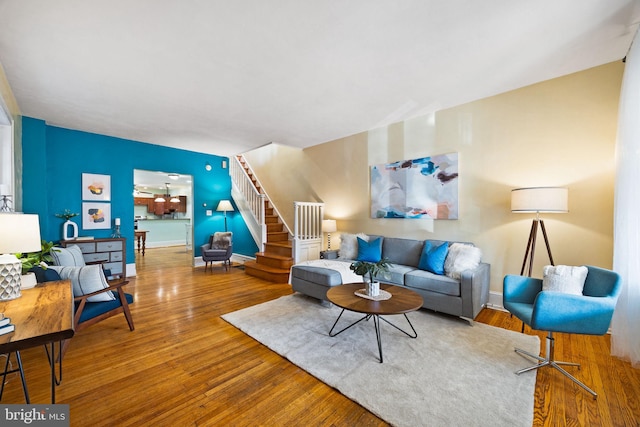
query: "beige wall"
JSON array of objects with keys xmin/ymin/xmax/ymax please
[{"xmin": 246, "ymin": 61, "xmax": 624, "ymax": 296}]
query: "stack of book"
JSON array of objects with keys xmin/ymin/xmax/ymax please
[{"xmin": 0, "ymin": 314, "xmax": 15, "ymax": 335}]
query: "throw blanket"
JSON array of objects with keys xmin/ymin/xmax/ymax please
[{"xmin": 289, "ymin": 259, "xmax": 363, "ymax": 285}]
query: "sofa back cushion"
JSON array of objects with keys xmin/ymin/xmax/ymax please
[{"xmin": 381, "ymin": 237, "xmax": 424, "ymax": 267}]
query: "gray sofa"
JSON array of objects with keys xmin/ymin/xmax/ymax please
[{"xmin": 290, "ymin": 236, "xmax": 490, "ymax": 324}]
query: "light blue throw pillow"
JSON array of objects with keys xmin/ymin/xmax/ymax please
[
  {"xmin": 356, "ymin": 237, "xmax": 382, "ymax": 262},
  {"xmin": 419, "ymin": 241, "xmax": 449, "ymax": 275}
]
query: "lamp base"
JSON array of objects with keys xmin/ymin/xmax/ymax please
[{"xmin": 0, "ymin": 254, "xmax": 22, "ymax": 300}]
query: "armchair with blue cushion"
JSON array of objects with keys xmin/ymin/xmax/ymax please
[
  {"xmin": 503, "ymin": 265, "xmax": 621, "ymax": 398},
  {"xmin": 33, "ymin": 246, "xmax": 135, "ymax": 358}
]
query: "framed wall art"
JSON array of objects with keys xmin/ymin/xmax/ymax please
[
  {"xmin": 82, "ymin": 173, "xmax": 111, "ymax": 201},
  {"xmin": 82, "ymin": 202, "xmax": 111, "ymax": 230},
  {"xmin": 370, "ymin": 152, "xmax": 459, "ymax": 220}
]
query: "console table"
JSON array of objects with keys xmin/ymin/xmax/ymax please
[
  {"xmin": 134, "ymin": 230, "xmax": 148, "ymax": 255},
  {"xmin": 0, "ymin": 280, "xmax": 74, "ymax": 403}
]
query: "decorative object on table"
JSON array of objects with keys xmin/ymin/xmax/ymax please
[
  {"xmin": 16, "ymin": 240, "xmax": 55, "ymax": 290},
  {"xmin": 82, "ymin": 202, "xmax": 111, "ymax": 230},
  {"xmin": 216, "ymin": 200, "xmax": 234, "ymax": 232},
  {"xmin": 322, "ymin": 219, "xmax": 337, "ymax": 250},
  {"xmin": 56, "ymin": 209, "xmax": 79, "ymax": 240},
  {"xmin": 349, "ymin": 256, "xmax": 391, "ymax": 297},
  {"xmin": 82, "ymin": 173, "xmax": 111, "ymax": 201},
  {"xmin": 0, "ymin": 184, "xmax": 13, "ymax": 212},
  {"xmin": 370, "ymin": 152, "xmax": 459, "ymax": 219},
  {"xmin": 111, "ymin": 217, "xmax": 122, "ymax": 238},
  {"xmin": 354, "ymin": 287, "xmax": 392, "ymax": 301},
  {"xmin": 511, "ymin": 186, "xmax": 568, "ymax": 276},
  {"xmin": 0, "ymin": 213, "xmax": 42, "ymax": 300}
]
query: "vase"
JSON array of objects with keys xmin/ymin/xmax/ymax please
[
  {"xmin": 21, "ymin": 272, "xmax": 37, "ymax": 290},
  {"xmin": 366, "ymin": 281, "xmax": 380, "ymax": 297},
  {"xmin": 63, "ymin": 220, "xmax": 78, "ymax": 240}
]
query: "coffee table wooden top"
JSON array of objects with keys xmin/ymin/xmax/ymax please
[{"xmin": 326, "ymin": 283, "xmax": 423, "ymax": 316}]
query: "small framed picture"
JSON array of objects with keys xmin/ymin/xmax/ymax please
[
  {"xmin": 82, "ymin": 202, "xmax": 111, "ymax": 230},
  {"xmin": 82, "ymin": 173, "xmax": 111, "ymax": 201}
]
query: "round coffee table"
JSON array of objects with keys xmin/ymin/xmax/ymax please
[{"xmin": 326, "ymin": 283, "xmax": 423, "ymax": 363}]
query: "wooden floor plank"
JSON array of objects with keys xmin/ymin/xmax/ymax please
[{"xmin": 1, "ymin": 246, "xmax": 638, "ymax": 426}]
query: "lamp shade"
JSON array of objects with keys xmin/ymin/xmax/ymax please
[
  {"xmin": 216, "ymin": 200, "xmax": 234, "ymax": 212},
  {"xmin": 322, "ymin": 219, "xmax": 337, "ymax": 233},
  {"xmin": 511, "ymin": 187, "xmax": 568, "ymax": 213},
  {"xmin": 0, "ymin": 213, "xmax": 42, "ymax": 254}
]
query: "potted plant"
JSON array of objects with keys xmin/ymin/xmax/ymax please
[
  {"xmin": 16, "ymin": 240, "xmax": 55, "ymax": 289},
  {"xmin": 350, "ymin": 258, "xmax": 392, "ymax": 296}
]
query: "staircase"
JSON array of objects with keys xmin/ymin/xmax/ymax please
[{"xmin": 236, "ymin": 156, "xmax": 294, "ymax": 283}]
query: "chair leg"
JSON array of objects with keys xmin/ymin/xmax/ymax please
[{"xmin": 514, "ymin": 331, "xmax": 597, "ymax": 399}]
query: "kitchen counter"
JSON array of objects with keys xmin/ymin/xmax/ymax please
[{"xmin": 136, "ymin": 218, "xmax": 192, "ymax": 248}]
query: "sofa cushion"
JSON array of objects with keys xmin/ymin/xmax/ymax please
[
  {"xmin": 209, "ymin": 232, "xmax": 232, "ymax": 249},
  {"xmin": 49, "ymin": 264, "xmax": 115, "ymax": 302},
  {"xmin": 356, "ymin": 237, "xmax": 382, "ymax": 262},
  {"xmin": 444, "ymin": 243, "xmax": 482, "ymax": 279},
  {"xmin": 338, "ymin": 233, "xmax": 369, "ymax": 260},
  {"xmin": 542, "ymin": 265, "xmax": 588, "ymax": 295},
  {"xmin": 290, "ymin": 265, "xmax": 344, "ymax": 287},
  {"xmin": 375, "ymin": 264, "xmax": 416, "ymax": 286},
  {"xmin": 51, "ymin": 244, "xmax": 86, "ymax": 267},
  {"xmin": 381, "ymin": 237, "xmax": 424, "ymax": 268},
  {"xmin": 76, "ymin": 292, "xmax": 134, "ymax": 323},
  {"xmin": 405, "ymin": 269, "xmax": 461, "ymax": 296},
  {"xmin": 418, "ymin": 240, "xmax": 449, "ymax": 275}
]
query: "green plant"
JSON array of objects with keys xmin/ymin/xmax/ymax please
[
  {"xmin": 16, "ymin": 240, "xmax": 56, "ymax": 275},
  {"xmin": 350, "ymin": 258, "xmax": 392, "ymax": 283},
  {"xmin": 55, "ymin": 209, "xmax": 79, "ymax": 221}
]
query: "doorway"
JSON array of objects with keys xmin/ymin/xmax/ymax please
[{"xmin": 133, "ymin": 169, "xmax": 194, "ymax": 266}]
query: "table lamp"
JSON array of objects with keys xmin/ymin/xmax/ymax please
[
  {"xmin": 0, "ymin": 213, "xmax": 42, "ymax": 300},
  {"xmin": 322, "ymin": 219, "xmax": 337, "ymax": 250},
  {"xmin": 216, "ymin": 200, "xmax": 234, "ymax": 232},
  {"xmin": 511, "ymin": 187, "xmax": 568, "ymax": 276}
]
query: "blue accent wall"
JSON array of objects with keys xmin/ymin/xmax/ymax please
[{"xmin": 21, "ymin": 117, "xmax": 258, "ymax": 265}]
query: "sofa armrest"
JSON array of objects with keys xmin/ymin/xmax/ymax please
[{"xmin": 459, "ymin": 262, "xmax": 490, "ymax": 319}]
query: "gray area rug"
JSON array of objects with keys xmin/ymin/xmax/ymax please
[{"xmin": 222, "ymin": 294, "xmax": 539, "ymax": 427}]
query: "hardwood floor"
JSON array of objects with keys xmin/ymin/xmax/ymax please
[{"xmin": 2, "ymin": 246, "xmax": 639, "ymax": 426}]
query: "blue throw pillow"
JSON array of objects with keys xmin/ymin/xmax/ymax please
[
  {"xmin": 356, "ymin": 237, "xmax": 382, "ymax": 262},
  {"xmin": 418, "ymin": 241, "xmax": 449, "ymax": 275}
]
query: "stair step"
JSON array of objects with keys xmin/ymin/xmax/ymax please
[
  {"xmin": 267, "ymin": 223, "xmax": 283, "ymax": 232},
  {"xmin": 268, "ymin": 231, "xmax": 289, "ymax": 242},
  {"xmin": 265, "ymin": 215, "xmax": 279, "ymax": 224},
  {"xmin": 256, "ymin": 253, "xmax": 294, "ymax": 269},
  {"xmin": 244, "ymin": 261, "xmax": 291, "ymax": 283},
  {"xmin": 265, "ymin": 241, "xmax": 293, "ymax": 257}
]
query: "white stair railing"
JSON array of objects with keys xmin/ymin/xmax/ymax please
[
  {"xmin": 293, "ymin": 202, "xmax": 324, "ymax": 263},
  {"xmin": 230, "ymin": 156, "xmax": 267, "ymax": 251}
]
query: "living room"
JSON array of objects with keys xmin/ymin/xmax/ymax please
[{"xmin": 1, "ymin": 2, "xmax": 639, "ymax": 426}]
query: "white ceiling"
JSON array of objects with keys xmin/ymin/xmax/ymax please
[{"xmin": 1, "ymin": 1, "xmax": 639, "ymax": 157}]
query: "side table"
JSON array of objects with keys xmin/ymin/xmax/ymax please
[{"xmin": 320, "ymin": 250, "xmax": 339, "ymax": 260}]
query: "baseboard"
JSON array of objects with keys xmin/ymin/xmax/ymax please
[
  {"xmin": 194, "ymin": 253, "xmax": 255, "ymax": 267},
  {"xmin": 486, "ymin": 290, "xmax": 507, "ymax": 312}
]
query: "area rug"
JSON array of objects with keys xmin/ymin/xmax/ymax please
[{"xmin": 222, "ymin": 294, "xmax": 539, "ymax": 427}]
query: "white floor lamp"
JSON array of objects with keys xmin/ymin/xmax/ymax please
[{"xmin": 511, "ymin": 187, "xmax": 568, "ymax": 277}]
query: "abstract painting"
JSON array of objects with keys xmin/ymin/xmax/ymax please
[
  {"xmin": 82, "ymin": 173, "xmax": 111, "ymax": 201},
  {"xmin": 370, "ymin": 153, "xmax": 458, "ymax": 219},
  {"xmin": 82, "ymin": 202, "xmax": 111, "ymax": 229}
]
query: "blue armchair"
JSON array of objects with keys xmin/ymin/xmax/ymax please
[{"xmin": 503, "ymin": 265, "xmax": 621, "ymax": 398}]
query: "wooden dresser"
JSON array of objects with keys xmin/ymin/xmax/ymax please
[{"xmin": 61, "ymin": 237, "xmax": 126, "ymax": 280}]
